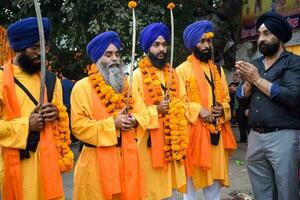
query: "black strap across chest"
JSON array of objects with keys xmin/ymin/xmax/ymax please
[
  {"xmin": 204, "ymin": 70, "xmax": 216, "ymax": 105},
  {"xmin": 0, "ymin": 67, "xmax": 57, "ymax": 105},
  {"xmin": 203, "ymin": 64, "xmax": 222, "ymax": 106}
]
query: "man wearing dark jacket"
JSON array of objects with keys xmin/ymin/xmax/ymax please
[{"xmin": 236, "ymin": 11, "xmax": 300, "ymax": 200}]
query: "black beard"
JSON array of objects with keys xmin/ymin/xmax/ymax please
[
  {"xmin": 258, "ymin": 40, "xmax": 280, "ymax": 57},
  {"xmin": 17, "ymin": 52, "xmax": 41, "ymax": 75},
  {"xmin": 193, "ymin": 47, "xmax": 212, "ymax": 63},
  {"xmin": 148, "ymin": 52, "xmax": 168, "ymax": 69}
]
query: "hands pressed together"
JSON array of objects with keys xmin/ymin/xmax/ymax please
[
  {"xmin": 29, "ymin": 103, "xmax": 59, "ymax": 132},
  {"xmin": 199, "ymin": 102, "xmax": 224, "ymax": 123},
  {"xmin": 114, "ymin": 107, "xmax": 138, "ymax": 131},
  {"xmin": 235, "ymin": 61, "xmax": 260, "ymax": 86}
]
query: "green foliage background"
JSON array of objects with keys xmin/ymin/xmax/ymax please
[{"xmin": 0, "ymin": 0, "xmax": 241, "ymax": 79}]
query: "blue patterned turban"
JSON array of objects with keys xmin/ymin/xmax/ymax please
[
  {"xmin": 86, "ymin": 31, "xmax": 121, "ymax": 63},
  {"xmin": 139, "ymin": 22, "xmax": 170, "ymax": 53},
  {"xmin": 7, "ymin": 17, "xmax": 51, "ymax": 52},
  {"xmin": 183, "ymin": 20, "xmax": 214, "ymax": 51}
]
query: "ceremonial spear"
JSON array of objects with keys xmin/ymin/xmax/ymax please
[
  {"xmin": 167, "ymin": 2, "xmax": 175, "ymax": 99},
  {"xmin": 33, "ymin": 0, "xmax": 46, "ymax": 104},
  {"xmin": 126, "ymin": 1, "xmax": 137, "ymax": 113}
]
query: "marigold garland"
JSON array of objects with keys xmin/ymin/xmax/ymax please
[
  {"xmin": 138, "ymin": 56, "xmax": 188, "ymax": 162},
  {"xmin": 187, "ymin": 55, "xmax": 222, "ymax": 134},
  {"xmin": 52, "ymin": 99, "xmax": 74, "ymax": 173},
  {"xmin": 163, "ymin": 99, "xmax": 188, "ymax": 162},
  {"xmin": 87, "ymin": 64, "xmax": 134, "ymax": 117}
]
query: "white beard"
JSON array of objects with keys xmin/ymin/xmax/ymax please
[{"xmin": 96, "ymin": 60, "xmax": 124, "ymax": 93}]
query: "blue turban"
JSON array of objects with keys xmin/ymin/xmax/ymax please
[
  {"xmin": 139, "ymin": 22, "xmax": 170, "ymax": 53},
  {"xmin": 183, "ymin": 20, "xmax": 214, "ymax": 51},
  {"xmin": 86, "ymin": 31, "xmax": 121, "ymax": 63},
  {"xmin": 7, "ymin": 17, "xmax": 51, "ymax": 52}
]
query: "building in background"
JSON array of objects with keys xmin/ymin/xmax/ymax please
[{"xmin": 237, "ymin": 0, "xmax": 300, "ymax": 61}]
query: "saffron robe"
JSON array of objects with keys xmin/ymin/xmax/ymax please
[
  {"xmin": 71, "ymin": 77, "xmax": 149, "ymax": 200},
  {"xmin": 132, "ymin": 67, "xmax": 199, "ymax": 200},
  {"xmin": 0, "ymin": 64, "xmax": 65, "ymax": 200},
  {"xmin": 176, "ymin": 59, "xmax": 236, "ymax": 189}
]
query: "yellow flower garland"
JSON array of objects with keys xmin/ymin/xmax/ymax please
[
  {"xmin": 138, "ymin": 56, "xmax": 188, "ymax": 162},
  {"xmin": 187, "ymin": 55, "xmax": 222, "ymax": 134},
  {"xmin": 52, "ymin": 99, "xmax": 74, "ymax": 173},
  {"xmin": 87, "ymin": 64, "xmax": 134, "ymax": 117}
]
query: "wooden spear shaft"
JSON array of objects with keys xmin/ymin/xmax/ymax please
[
  {"xmin": 126, "ymin": 8, "xmax": 136, "ymax": 113},
  {"xmin": 167, "ymin": 8, "xmax": 174, "ymax": 99}
]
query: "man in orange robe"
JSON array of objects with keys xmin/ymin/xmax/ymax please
[
  {"xmin": 0, "ymin": 17, "xmax": 65, "ymax": 200},
  {"xmin": 132, "ymin": 22, "xmax": 199, "ymax": 200},
  {"xmin": 176, "ymin": 20, "xmax": 237, "ymax": 200},
  {"xmin": 71, "ymin": 31, "xmax": 149, "ymax": 200}
]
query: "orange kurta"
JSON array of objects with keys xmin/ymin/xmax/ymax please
[
  {"xmin": 176, "ymin": 57, "xmax": 237, "ymax": 189},
  {"xmin": 132, "ymin": 63, "xmax": 199, "ymax": 200},
  {"xmin": 71, "ymin": 77, "xmax": 149, "ymax": 200},
  {"xmin": 0, "ymin": 63, "xmax": 65, "ymax": 200}
]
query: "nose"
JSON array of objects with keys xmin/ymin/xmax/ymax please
[
  {"xmin": 111, "ymin": 53, "xmax": 117, "ymax": 61},
  {"xmin": 158, "ymin": 44, "xmax": 165, "ymax": 51},
  {"xmin": 258, "ymin": 34, "xmax": 266, "ymax": 43},
  {"xmin": 203, "ymin": 41, "xmax": 211, "ymax": 49}
]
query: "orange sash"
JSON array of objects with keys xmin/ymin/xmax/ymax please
[
  {"xmin": 2, "ymin": 61, "xmax": 64, "ymax": 199},
  {"xmin": 186, "ymin": 55, "xmax": 237, "ymax": 175},
  {"xmin": 141, "ymin": 67, "xmax": 180, "ymax": 168},
  {"xmin": 91, "ymin": 84, "xmax": 145, "ymax": 200}
]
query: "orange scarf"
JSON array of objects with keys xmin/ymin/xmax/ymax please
[
  {"xmin": 140, "ymin": 65, "xmax": 180, "ymax": 168},
  {"xmin": 91, "ymin": 81, "xmax": 145, "ymax": 200},
  {"xmin": 2, "ymin": 61, "xmax": 64, "ymax": 199},
  {"xmin": 186, "ymin": 55, "xmax": 237, "ymax": 175}
]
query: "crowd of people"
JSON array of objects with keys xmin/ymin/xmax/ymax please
[{"xmin": 0, "ymin": 10, "xmax": 299, "ymax": 200}]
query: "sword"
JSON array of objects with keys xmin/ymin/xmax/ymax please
[{"xmin": 33, "ymin": 0, "xmax": 46, "ymax": 104}]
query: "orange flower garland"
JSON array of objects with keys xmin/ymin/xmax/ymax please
[
  {"xmin": 187, "ymin": 55, "xmax": 222, "ymax": 134},
  {"xmin": 52, "ymin": 99, "xmax": 74, "ymax": 173},
  {"xmin": 139, "ymin": 57, "xmax": 163, "ymax": 106},
  {"xmin": 163, "ymin": 99, "xmax": 188, "ymax": 162},
  {"xmin": 138, "ymin": 56, "xmax": 188, "ymax": 162},
  {"xmin": 87, "ymin": 64, "xmax": 134, "ymax": 117}
]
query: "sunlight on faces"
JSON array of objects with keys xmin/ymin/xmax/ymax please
[
  {"xmin": 257, "ymin": 24, "xmax": 281, "ymax": 56},
  {"xmin": 96, "ymin": 44, "xmax": 124, "ymax": 93}
]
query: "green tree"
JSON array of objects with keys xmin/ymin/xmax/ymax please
[{"xmin": 0, "ymin": 0, "xmax": 241, "ymax": 79}]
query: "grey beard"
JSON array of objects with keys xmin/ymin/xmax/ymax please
[{"xmin": 96, "ymin": 61, "xmax": 125, "ymax": 93}]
